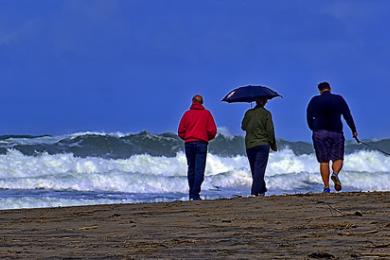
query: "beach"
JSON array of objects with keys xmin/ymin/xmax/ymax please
[{"xmin": 0, "ymin": 192, "xmax": 389, "ymax": 259}]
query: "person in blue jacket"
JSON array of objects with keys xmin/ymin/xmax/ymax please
[{"xmin": 306, "ymin": 82, "xmax": 358, "ymax": 193}]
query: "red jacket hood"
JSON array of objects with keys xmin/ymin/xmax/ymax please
[{"xmin": 190, "ymin": 103, "xmax": 205, "ymax": 110}]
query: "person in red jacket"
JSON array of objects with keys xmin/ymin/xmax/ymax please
[{"xmin": 178, "ymin": 95, "xmax": 217, "ymax": 200}]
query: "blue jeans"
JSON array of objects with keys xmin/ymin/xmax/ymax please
[
  {"xmin": 185, "ymin": 141, "xmax": 208, "ymax": 199},
  {"xmin": 246, "ymin": 145, "xmax": 270, "ymax": 195}
]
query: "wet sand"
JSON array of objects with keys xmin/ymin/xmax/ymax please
[{"xmin": 0, "ymin": 192, "xmax": 389, "ymax": 259}]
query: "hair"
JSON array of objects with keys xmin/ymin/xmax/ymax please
[
  {"xmin": 255, "ymin": 97, "xmax": 268, "ymax": 107},
  {"xmin": 192, "ymin": 95, "xmax": 203, "ymax": 104},
  {"xmin": 318, "ymin": 82, "xmax": 331, "ymax": 91}
]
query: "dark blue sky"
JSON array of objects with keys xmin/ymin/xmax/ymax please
[{"xmin": 0, "ymin": 0, "xmax": 389, "ymax": 140}]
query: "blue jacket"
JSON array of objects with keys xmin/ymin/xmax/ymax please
[{"xmin": 306, "ymin": 91, "xmax": 356, "ymax": 133}]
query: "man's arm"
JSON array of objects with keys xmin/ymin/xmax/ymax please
[
  {"xmin": 241, "ymin": 111, "xmax": 249, "ymax": 131},
  {"xmin": 207, "ymin": 111, "xmax": 217, "ymax": 141},
  {"xmin": 266, "ymin": 113, "xmax": 277, "ymax": 151},
  {"xmin": 177, "ymin": 112, "xmax": 188, "ymax": 140},
  {"xmin": 306, "ymin": 98, "xmax": 314, "ymax": 131},
  {"xmin": 340, "ymin": 97, "xmax": 357, "ymax": 137}
]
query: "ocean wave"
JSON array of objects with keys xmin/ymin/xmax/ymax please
[
  {"xmin": 1, "ymin": 131, "xmax": 389, "ymax": 158},
  {"xmin": 0, "ymin": 149, "xmax": 388, "ymax": 193}
]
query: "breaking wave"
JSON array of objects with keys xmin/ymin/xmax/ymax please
[
  {"xmin": 0, "ymin": 149, "xmax": 388, "ymax": 193},
  {"xmin": 0, "ymin": 132, "xmax": 389, "ymax": 209}
]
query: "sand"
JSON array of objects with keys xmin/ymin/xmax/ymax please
[{"xmin": 0, "ymin": 192, "xmax": 389, "ymax": 259}]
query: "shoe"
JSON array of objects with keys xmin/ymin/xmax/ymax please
[
  {"xmin": 249, "ymin": 193, "xmax": 265, "ymax": 197},
  {"xmin": 331, "ymin": 173, "xmax": 342, "ymax": 191},
  {"xmin": 191, "ymin": 196, "xmax": 202, "ymax": 201},
  {"xmin": 323, "ymin": 187, "xmax": 331, "ymax": 193}
]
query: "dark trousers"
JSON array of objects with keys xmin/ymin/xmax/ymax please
[
  {"xmin": 185, "ymin": 141, "xmax": 208, "ymax": 199},
  {"xmin": 246, "ymin": 145, "xmax": 270, "ymax": 195}
]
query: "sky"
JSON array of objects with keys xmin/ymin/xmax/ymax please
[{"xmin": 0, "ymin": 0, "xmax": 389, "ymax": 140}]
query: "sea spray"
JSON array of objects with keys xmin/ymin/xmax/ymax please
[
  {"xmin": 0, "ymin": 132, "xmax": 389, "ymax": 209},
  {"xmin": 0, "ymin": 149, "xmax": 389, "ymax": 193}
]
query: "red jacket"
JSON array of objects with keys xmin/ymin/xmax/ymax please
[{"xmin": 178, "ymin": 103, "xmax": 217, "ymax": 143}]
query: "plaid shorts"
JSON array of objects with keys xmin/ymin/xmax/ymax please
[{"xmin": 312, "ymin": 130, "xmax": 345, "ymax": 163}]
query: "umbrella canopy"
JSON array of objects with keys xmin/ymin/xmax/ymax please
[{"xmin": 222, "ymin": 85, "xmax": 281, "ymax": 103}]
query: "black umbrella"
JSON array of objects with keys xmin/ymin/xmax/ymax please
[{"xmin": 222, "ymin": 85, "xmax": 281, "ymax": 103}]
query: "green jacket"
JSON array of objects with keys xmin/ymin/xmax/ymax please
[{"xmin": 241, "ymin": 105, "xmax": 277, "ymax": 151}]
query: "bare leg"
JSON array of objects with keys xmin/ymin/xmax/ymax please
[
  {"xmin": 331, "ymin": 159, "xmax": 343, "ymax": 191},
  {"xmin": 320, "ymin": 162, "xmax": 330, "ymax": 188},
  {"xmin": 332, "ymin": 160, "xmax": 343, "ymax": 174}
]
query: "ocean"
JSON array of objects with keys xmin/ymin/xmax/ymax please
[{"xmin": 0, "ymin": 132, "xmax": 389, "ymax": 210}]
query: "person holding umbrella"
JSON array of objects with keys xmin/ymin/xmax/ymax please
[
  {"xmin": 241, "ymin": 97, "xmax": 277, "ymax": 196},
  {"xmin": 222, "ymin": 85, "xmax": 280, "ymax": 197}
]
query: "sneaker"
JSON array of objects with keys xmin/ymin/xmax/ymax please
[
  {"xmin": 323, "ymin": 187, "xmax": 331, "ymax": 193},
  {"xmin": 249, "ymin": 193, "xmax": 265, "ymax": 198},
  {"xmin": 331, "ymin": 173, "xmax": 342, "ymax": 191}
]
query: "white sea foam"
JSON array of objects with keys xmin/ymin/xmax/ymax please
[
  {"xmin": 0, "ymin": 197, "xmax": 119, "ymax": 210},
  {"xmin": 0, "ymin": 131, "xmax": 134, "ymax": 147},
  {"xmin": 0, "ymin": 135, "xmax": 66, "ymax": 146},
  {"xmin": 69, "ymin": 131, "xmax": 133, "ymax": 139},
  {"xmin": 217, "ymin": 126, "xmax": 235, "ymax": 139},
  {"xmin": 0, "ymin": 149, "xmax": 389, "ymax": 194},
  {"xmin": 1, "ymin": 148, "xmax": 389, "ymax": 210},
  {"xmin": 0, "ymin": 195, "xmax": 196, "ymax": 210}
]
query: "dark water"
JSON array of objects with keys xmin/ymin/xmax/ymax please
[{"xmin": 1, "ymin": 131, "xmax": 388, "ymax": 158}]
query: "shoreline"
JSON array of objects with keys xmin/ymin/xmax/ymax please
[
  {"xmin": 0, "ymin": 188, "xmax": 384, "ymax": 212},
  {"xmin": 0, "ymin": 189, "xmax": 386, "ymax": 211},
  {"xmin": 1, "ymin": 191, "xmax": 389, "ymax": 258}
]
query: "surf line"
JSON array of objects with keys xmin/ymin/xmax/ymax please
[{"xmin": 354, "ymin": 137, "xmax": 390, "ymax": 156}]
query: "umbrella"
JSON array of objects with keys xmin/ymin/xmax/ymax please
[{"xmin": 222, "ymin": 85, "xmax": 281, "ymax": 103}]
